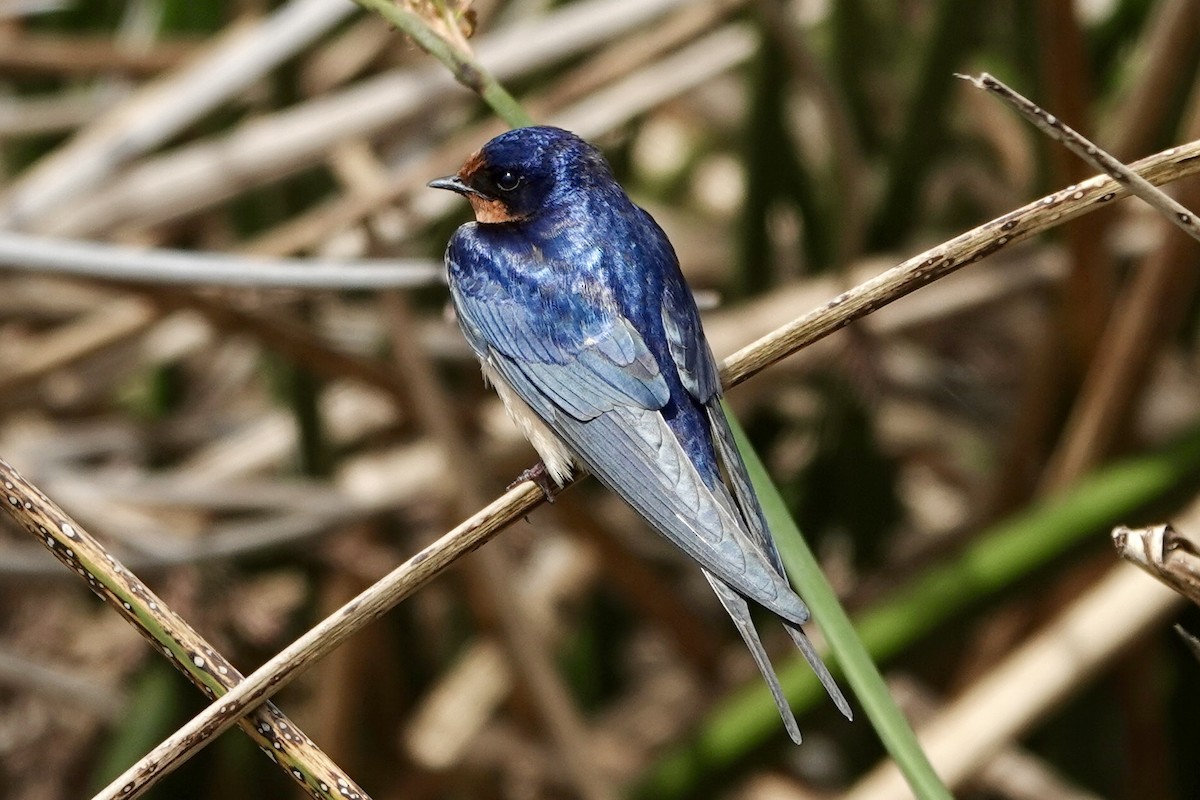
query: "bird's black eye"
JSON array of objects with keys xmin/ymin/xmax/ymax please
[{"xmin": 495, "ymin": 170, "xmax": 521, "ymax": 192}]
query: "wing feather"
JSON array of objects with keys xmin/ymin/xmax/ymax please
[
  {"xmin": 661, "ymin": 283, "xmax": 721, "ymax": 403},
  {"xmin": 485, "ymin": 352, "xmax": 811, "ymax": 625},
  {"xmin": 452, "ymin": 280, "xmax": 669, "ymax": 420},
  {"xmin": 706, "ymin": 403, "xmax": 782, "ymax": 572}
]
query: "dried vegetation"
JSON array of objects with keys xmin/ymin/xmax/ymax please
[{"xmin": 2, "ymin": 1, "xmax": 1200, "ymax": 799}]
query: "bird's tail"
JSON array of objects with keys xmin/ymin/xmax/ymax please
[
  {"xmin": 706, "ymin": 401, "xmax": 853, "ymax": 721},
  {"xmin": 704, "ymin": 570, "xmax": 804, "ymax": 745},
  {"xmin": 782, "ymin": 622, "xmax": 853, "ymax": 721}
]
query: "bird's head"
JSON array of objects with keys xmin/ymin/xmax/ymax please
[{"xmin": 429, "ymin": 126, "xmax": 609, "ymax": 224}]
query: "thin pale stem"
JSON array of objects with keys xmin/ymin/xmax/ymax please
[
  {"xmin": 0, "ymin": 230, "xmax": 441, "ymax": 288},
  {"xmin": 351, "ymin": 0, "xmax": 534, "ymax": 127}
]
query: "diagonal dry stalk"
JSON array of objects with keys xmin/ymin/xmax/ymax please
[
  {"xmin": 38, "ymin": 0, "xmax": 691, "ymax": 239},
  {"xmin": 9, "ymin": 7, "xmax": 1190, "ymax": 796},
  {"xmin": 721, "ymin": 138, "xmax": 1200, "ymax": 387},
  {"xmin": 89, "ymin": 136, "xmax": 1200, "ymax": 800},
  {"xmin": 0, "ymin": 230, "xmax": 441, "ymax": 288},
  {"xmin": 245, "ymin": 18, "xmax": 754, "ymax": 258},
  {"xmin": 962, "ymin": 72, "xmax": 1200, "ymax": 246},
  {"xmin": 0, "ymin": 460, "xmax": 372, "ymax": 800},
  {"xmin": 4, "ymin": 6, "xmax": 1195, "ymax": 791}
]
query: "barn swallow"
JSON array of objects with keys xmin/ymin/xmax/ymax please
[{"xmin": 430, "ymin": 126, "xmax": 851, "ymax": 742}]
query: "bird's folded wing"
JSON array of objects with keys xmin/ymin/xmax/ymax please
[
  {"xmin": 489, "ymin": 351, "xmax": 811, "ymax": 625},
  {"xmin": 660, "ymin": 285, "xmax": 790, "ymax": 577},
  {"xmin": 452, "ymin": 283, "xmax": 670, "ymax": 419},
  {"xmin": 450, "ymin": 253, "xmax": 807, "ymax": 621},
  {"xmin": 660, "ymin": 280, "xmax": 722, "ymax": 405},
  {"xmin": 706, "ymin": 402, "xmax": 784, "ymax": 571}
]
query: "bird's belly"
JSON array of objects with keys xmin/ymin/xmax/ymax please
[{"xmin": 481, "ymin": 360, "xmax": 574, "ymax": 485}]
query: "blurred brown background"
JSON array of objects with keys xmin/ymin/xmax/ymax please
[{"xmin": 2, "ymin": 1, "xmax": 1200, "ymax": 798}]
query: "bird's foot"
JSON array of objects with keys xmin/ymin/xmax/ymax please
[{"xmin": 509, "ymin": 461, "xmax": 560, "ymax": 502}]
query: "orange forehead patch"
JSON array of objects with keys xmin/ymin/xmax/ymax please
[
  {"xmin": 458, "ymin": 149, "xmax": 486, "ymax": 181},
  {"xmin": 468, "ymin": 195, "xmax": 524, "ymax": 224}
]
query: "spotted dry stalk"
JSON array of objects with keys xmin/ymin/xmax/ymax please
[
  {"xmin": 961, "ymin": 72, "xmax": 1200, "ymax": 246},
  {"xmin": 9, "ymin": 10, "xmax": 1200, "ymax": 797},
  {"xmin": 721, "ymin": 138, "xmax": 1200, "ymax": 388},
  {"xmin": 0, "ymin": 459, "xmax": 371, "ymax": 800}
]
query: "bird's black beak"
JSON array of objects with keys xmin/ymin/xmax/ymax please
[{"xmin": 428, "ymin": 175, "xmax": 479, "ymax": 197}]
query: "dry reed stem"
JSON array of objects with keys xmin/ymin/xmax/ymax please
[
  {"xmin": 721, "ymin": 138, "xmax": 1200, "ymax": 388},
  {"xmin": 246, "ymin": 20, "xmax": 753, "ymax": 258},
  {"xmin": 980, "ymin": 45, "xmax": 1197, "ymax": 512},
  {"xmin": 0, "ymin": 459, "xmax": 372, "ymax": 800},
  {"xmin": 0, "ymin": 230, "xmax": 441, "ymax": 287},
  {"xmin": 40, "ymin": 0, "xmax": 692, "ymax": 238},
  {"xmin": 962, "ymin": 73, "xmax": 1200, "ymax": 246},
  {"xmin": 91, "ymin": 137, "xmax": 1200, "ymax": 800},
  {"xmin": 1114, "ymin": 523, "xmax": 1200, "ymax": 605},
  {"xmin": 90, "ymin": 478, "xmax": 544, "ymax": 799}
]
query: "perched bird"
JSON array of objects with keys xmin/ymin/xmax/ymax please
[{"xmin": 430, "ymin": 126, "xmax": 851, "ymax": 742}]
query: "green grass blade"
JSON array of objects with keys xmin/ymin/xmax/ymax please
[{"xmin": 728, "ymin": 408, "xmax": 952, "ymax": 799}]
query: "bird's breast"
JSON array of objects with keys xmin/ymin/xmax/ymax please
[{"xmin": 481, "ymin": 359, "xmax": 574, "ymax": 485}]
